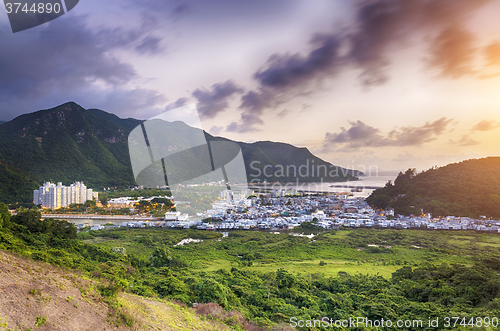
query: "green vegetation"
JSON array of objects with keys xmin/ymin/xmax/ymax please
[
  {"xmin": 10, "ymin": 209, "xmax": 77, "ymax": 239},
  {"xmin": 81, "ymin": 225, "xmax": 500, "ymax": 330},
  {"xmin": 0, "ymin": 102, "xmax": 142, "ymax": 191},
  {"xmin": 0, "ymin": 102, "xmax": 359, "ymax": 206},
  {"xmin": 0, "ymin": 161, "xmax": 38, "ymax": 204},
  {"xmin": 209, "ymin": 137, "xmax": 360, "ymax": 183},
  {"xmin": 3, "ymin": 202, "xmax": 500, "ymax": 330},
  {"xmin": 367, "ymin": 157, "xmax": 500, "ymax": 218},
  {"xmin": 135, "ymin": 198, "xmax": 175, "ymax": 217},
  {"xmin": 44, "ymin": 195, "xmax": 175, "ymax": 217},
  {"xmin": 34, "ymin": 316, "xmax": 47, "ymax": 327}
]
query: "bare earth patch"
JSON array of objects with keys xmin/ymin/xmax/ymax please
[
  {"xmin": 0, "ymin": 250, "xmax": 236, "ymax": 331},
  {"xmin": 0, "ymin": 250, "xmax": 128, "ymax": 331}
]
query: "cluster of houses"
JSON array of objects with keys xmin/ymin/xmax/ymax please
[{"xmin": 87, "ymin": 190, "xmax": 500, "ymax": 233}]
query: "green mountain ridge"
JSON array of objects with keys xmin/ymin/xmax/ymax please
[
  {"xmin": 0, "ymin": 102, "xmax": 358, "ymax": 204},
  {"xmin": 211, "ymin": 137, "xmax": 360, "ymax": 183},
  {"xmin": 366, "ymin": 157, "xmax": 500, "ymax": 218},
  {"xmin": 0, "ymin": 161, "xmax": 39, "ymax": 205},
  {"xmin": 0, "ymin": 102, "xmax": 140, "ymax": 191}
]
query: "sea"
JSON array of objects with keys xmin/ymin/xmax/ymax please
[{"xmin": 250, "ymin": 173, "xmax": 399, "ymax": 198}]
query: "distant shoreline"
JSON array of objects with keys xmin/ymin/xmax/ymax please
[{"xmin": 329, "ymin": 185, "xmax": 383, "ymax": 190}]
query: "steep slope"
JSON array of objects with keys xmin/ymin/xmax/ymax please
[
  {"xmin": 0, "ymin": 102, "xmax": 140, "ymax": 189},
  {"xmin": 0, "ymin": 250, "xmax": 231, "ymax": 331},
  {"xmin": 208, "ymin": 136, "xmax": 360, "ymax": 182},
  {"xmin": 237, "ymin": 140, "xmax": 360, "ymax": 182},
  {"xmin": 0, "ymin": 161, "xmax": 38, "ymax": 204},
  {"xmin": 0, "ymin": 102, "xmax": 359, "ymax": 202},
  {"xmin": 366, "ymin": 157, "xmax": 500, "ymax": 218}
]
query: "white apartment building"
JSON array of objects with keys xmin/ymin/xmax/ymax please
[
  {"xmin": 220, "ymin": 189, "xmax": 255, "ymax": 201},
  {"xmin": 164, "ymin": 211, "xmax": 189, "ymax": 221},
  {"xmin": 220, "ymin": 190, "xmax": 234, "ymax": 201},
  {"xmin": 33, "ymin": 181, "xmax": 96, "ymax": 209}
]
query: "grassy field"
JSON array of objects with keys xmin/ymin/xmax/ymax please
[
  {"xmin": 447, "ymin": 233, "xmax": 500, "ymax": 248},
  {"xmin": 80, "ymin": 228, "xmax": 496, "ymax": 279},
  {"xmin": 243, "ymin": 260, "xmax": 400, "ymax": 278}
]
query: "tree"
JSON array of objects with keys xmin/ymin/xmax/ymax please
[
  {"xmin": 242, "ymin": 253, "xmax": 255, "ymax": 261},
  {"xmin": 100, "ymin": 195, "xmax": 108, "ymax": 207},
  {"xmin": 276, "ymin": 268, "xmax": 296, "ymax": 289},
  {"xmin": 10, "ymin": 210, "xmax": 76, "ymax": 239},
  {"xmin": 85, "ymin": 200, "xmax": 96, "ymax": 207},
  {"xmin": 367, "ymin": 194, "xmax": 391, "ymax": 209},
  {"xmin": 299, "ymin": 221, "xmax": 315, "ymax": 230},
  {"xmin": 151, "ymin": 197, "xmax": 173, "ymax": 207},
  {"xmin": 149, "ymin": 247, "xmax": 171, "ymax": 268},
  {"xmin": 156, "ymin": 275, "xmax": 191, "ymax": 303},
  {"xmin": 11, "ymin": 209, "xmax": 42, "ymax": 231},
  {"xmin": 0, "ymin": 202, "xmax": 11, "ymax": 228},
  {"xmin": 394, "ymin": 168, "xmax": 417, "ymax": 187},
  {"xmin": 194, "ymin": 278, "xmax": 229, "ymax": 308}
]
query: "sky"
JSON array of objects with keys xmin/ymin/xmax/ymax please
[{"xmin": 1, "ymin": 0, "xmax": 500, "ymax": 173}]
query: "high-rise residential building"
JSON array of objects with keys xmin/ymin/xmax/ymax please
[
  {"xmin": 219, "ymin": 190, "xmax": 234, "ymax": 201},
  {"xmin": 33, "ymin": 181, "xmax": 97, "ymax": 209},
  {"xmin": 219, "ymin": 189, "xmax": 254, "ymax": 201}
]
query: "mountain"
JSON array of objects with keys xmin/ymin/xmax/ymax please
[
  {"xmin": 0, "ymin": 102, "xmax": 141, "ymax": 191},
  {"xmin": 209, "ymin": 137, "xmax": 361, "ymax": 183},
  {"xmin": 0, "ymin": 102, "xmax": 359, "ymax": 203},
  {"xmin": 366, "ymin": 157, "xmax": 500, "ymax": 218},
  {"xmin": 0, "ymin": 161, "xmax": 39, "ymax": 204},
  {"xmin": 0, "ymin": 121, "xmax": 5, "ymax": 125},
  {"xmin": 0, "ymin": 250, "xmax": 232, "ymax": 331}
]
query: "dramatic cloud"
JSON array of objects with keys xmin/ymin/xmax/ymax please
[
  {"xmin": 0, "ymin": 15, "xmax": 167, "ymax": 120},
  {"xmin": 323, "ymin": 117, "xmax": 453, "ymax": 149},
  {"xmin": 225, "ymin": 90, "xmax": 269, "ymax": 132},
  {"xmin": 227, "ymin": 0, "xmax": 492, "ymax": 132},
  {"xmin": 209, "ymin": 125, "xmax": 223, "ymax": 135},
  {"xmin": 228, "ymin": 35, "xmax": 343, "ymax": 132},
  {"xmin": 350, "ymin": 0, "xmax": 491, "ymax": 84},
  {"xmin": 277, "ymin": 109, "xmax": 290, "ymax": 118},
  {"xmin": 135, "ymin": 36, "xmax": 164, "ymax": 55},
  {"xmin": 326, "ymin": 120, "xmax": 381, "ymax": 147},
  {"xmin": 165, "ymin": 97, "xmax": 189, "ymax": 111},
  {"xmin": 449, "ymin": 135, "xmax": 480, "ymax": 147},
  {"xmin": 254, "ymin": 35, "xmax": 342, "ymax": 90},
  {"xmin": 472, "ymin": 120, "xmax": 500, "ymax": 132},
  {"xmin": 427, "ymin": 25, "xmax": 475, "ymax": 78},
  {"xmin": 163, "ymin": 80, "xmax": 243, "ymax": 120},
  {"xmin": 484, "ymin": 42, "xmax": 500, "ymax": 66},
  {"xmin": 192, "ymin": 80, "xmax": 243, "ymax": 118},
  {"xmin": 226, "ymin": 112, "xmax": 263, "ymax": 133}
]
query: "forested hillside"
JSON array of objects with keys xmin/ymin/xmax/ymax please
[
  {"xmin": 0, "ymin": 161, "xmax": 39, "ymax": 204},
  {"xmin": 366, "ymin": 157, "xmax": 500, "ymax": 218},
  {"xmin": 0, "ymin": 102, "xmax": 358, "ymax": 204},
  {"xmin": 0, "ymin": 102, "xmax": 141, "ymax": 190},
  {"xmin": 2, "ymin": 204, "xmax": 500, "ymax": 330}
]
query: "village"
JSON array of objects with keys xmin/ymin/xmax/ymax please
[{"xmin": 87, "ymin": 188, "xmax": 500, "ymax": 233}]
